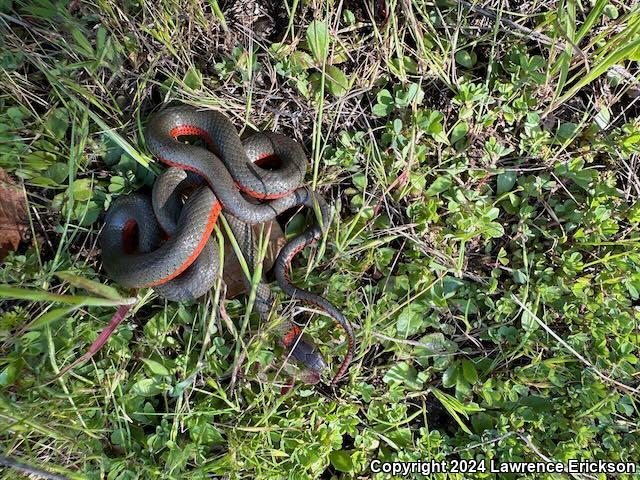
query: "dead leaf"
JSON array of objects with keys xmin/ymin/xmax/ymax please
[
  {"xmin": 223, "ymin": 220, "xmax": 286, "ymax": 298},
  {"xmin": 0, "ymin": 169, "xmax": 28, "ymax": 261}
]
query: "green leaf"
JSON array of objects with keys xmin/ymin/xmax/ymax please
[
  {"xmin": 576, "ymin": 0, "xmax": 608, "ymax": 43},
  {"xmin": 111, "ymin": 428, "xmax": 127, "ymax": 446},
  {"xmin": 46, "ymin": 163, "xmax": 68, "ymax": 184},
  {"xmin": 397, "ymin": 303, "xmax": 427, "ymax": 337},
  {"xmin": 455, "ymin": 49, "xmax": 477, "ymax": 68},
  {"xmin": 431, "ymin": 387, "xmax": 483, "ymax": 435},
  {"xmin": 188, "ymin": 418, "xmax": 225, "ymax": 444},
  {"xmin": 497, "ymin": 171, "xmax": 517, "ymax": 194},
  {"xmin": 88, "ymin": 109, "xmax": 151, "ymax": 168},
  {"xmin": 0, "ymin": 361, "xmax": 21, "ymax": 386},
  {"xmin": 329, "ymin": 451, "xmax": 354, "ymax": 473},
  {"xmin": 70, "ymin": 27, "xmax": 94, "ymax": 57},
  {"xmin": 383, "ymin": 362, "xmax": 423, "ymax": 390},
  {"xmin": 442, "ymin": 364, "xmax": 459, "ymax": 388},
  {"xmin": 183, "ymin": 66, "xmax": 203, "ymax": 90},
  {"xmin": 29, "ymin": 305, "xmax": 79, "ymax": 330},
  {"xmin": 71, "ymin": 178, "xmax": 93, "ymax": 201},
  {"xmin": 594, "ymin": 107, "xmax": 610, "ymax": 130},
  {"xmin": 290, "ymin": 50, "xmax": 314, "ymax": 70},
  {"xmin": 0, "ymin": 0, "xmax": 14, "ymax": 14},
  {"xmin": 603, "ymin": 4, "xmax": 618, "ymax": 19},
  {"xmin": 419, "ymin": 110, "xmax": 445, "ymax": 136},
  {"xmin": 521, "ymin": 309, "xmax": 539, "ymax": 332},
  {"xmin": 306, "ymin": 20, "xmax": 330, "ymax": 64},
  {"xmin": 395, "ymin": 83, "xmax": 424, "ymax": 107},
  {"xmin": 557, "ymin": 38, "xmax": 640, "ymax": 105},
  {"xmin": 389, "ymin": 55, "xmax": 419, "ymax": 76},
  {"xmin": 556, "ymin": 122, "xmax": 578, "ymax": 141},
  {"xmin": 45, "ymin": 108, "xmax": 69, "ymax": 140},
  {"xmin": 461, "ymin": 359, "xmax": 478, "ymax": 384},
  {"xmin": 520, "ymin": 395, "xmax": 552, "ymax": 412},
  {"xmin": 325, "ymin": 65, "xmax": 348, "ymax": 97},
  {"xmin": 56, "ymin": 272, "xmax": 123, "ymax": 300},
  {"xmin": 141, "ymin": 358, "xmax": 171, "ymax": 376},
  {"xmin": 24, "ymin": 150, "xmax": 55, "ymax": 171},
  {"xmin": 131, "ymin": 378, "xmax": 164, "ymax": 397},
  {"xmin": 373, "ymin": 89, "xmax": 394, "ymax": 117},
  {"xmin": 471, "ymin": 412, "xmax": 495, "ymax": 433},
  {"xmin": 450, "ymin": 121, "xmax": 468, "ymax": 144},
  {"xmin": 284, "ymin": 212, "xmax": 307, "ymax": 238},
  {"xmin": 0, "ymin": 285, "xmax": 135, "ymax": 306},
  {"xmin": 425, "ymin": 176, "xmax": 452, "ymax": 196}
]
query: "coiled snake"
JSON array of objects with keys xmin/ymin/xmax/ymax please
[{"xmin": 101, "ymin": 105, "xmax": 355, "ymax": 385}]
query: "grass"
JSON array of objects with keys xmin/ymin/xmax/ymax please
[{"xmin": 1, "ymin": 0, "xmax": 640, "ymax": 478}]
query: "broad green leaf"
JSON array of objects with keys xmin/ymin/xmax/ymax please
[
  {"xmin": 461, "ymin": 359, "xmax": 478, "ymax": 384},
  {"xmin": 373, "ymin": 89, "xmax": 394, "ymax": 117},
  {"xmin": 45, "ymin": 108, "xmax": 69, "ymax": 140},
  {"xmin": 325, "ymin": 65, "xmax": 349, "ymax": 97},
  {"xmin": 188, "ymin": 418, "xmax": 225, "ymax": 444},
  {"xmin": 306, "ymin": 20, "xmax": 330, "ymax": 64},
  {"xmin": 425, "ymin": 176, "xmax": 452, "ymax": 196},
  {"xmin": 450, "ymin": 121, "xmax": 468, "ymax": 144},
  {"xmin": 442, "ymin": 364, "xmax": 459, "ymax": 388},
  {"xmin": 556, "ymin": 122, "xmax": 578, "ymax": 141},
  {"xmin": 455, "ymin": 49, "xmax": 477, "ymax": 68},
  {"xmin": 497, "ymin": 171, "xmax": 517, "ymax": 195},
  {"xmin": 383, "ymin": 362, "xmax": 423, "ymax": 390},
  {"xmin": 396, "ymin": 303, "xmax": 427, "ymax": 337},
  {"xmin": 71, "ymin": 179, "xmax": 93, "ymax": 201},
  {"xmin": 329, "ymin": 451, "xmax": 354, "ymax": 473},
  {"xmin": 141, "ymin": 358, "xmax": 171, "ymax": 376},
  {"xmin": 111, "ymin": 428, "xmax": 127, "ymax": 446},
  {"xmin": 603, "ymin": 4, "xmax": 618, "ymax": 19},
  {"xmin": 0, "ymin": 361, "xmax": 21, "ymax": 386},
  {"xmin": 131, "ymin": 377, "xmax": 164, "ymax": 397},
  {"xmin": 46, "ymin": 163, "xmax": 68, "ymax": 184}
]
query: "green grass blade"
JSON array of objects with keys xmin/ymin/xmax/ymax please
[{"xmin": 0, "ymin": 286, "xmax": 136, "ymax": 306}]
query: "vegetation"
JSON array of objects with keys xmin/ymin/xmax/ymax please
[{"xmin": 1, "ymin": 0, "xmax": 639, "ymax": 478}]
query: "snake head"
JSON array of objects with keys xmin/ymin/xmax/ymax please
[
  {"xmin": 282, "ymin": 327, "xmax": 327, "ymax": 374},
  {"xmin": 289, "ymin": 333, "xmax": 327, "ymax": 372}
]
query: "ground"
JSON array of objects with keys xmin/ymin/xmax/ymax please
[{"xmin": 0, "ymin": 0, "xmax": 639, "ymax": 479}]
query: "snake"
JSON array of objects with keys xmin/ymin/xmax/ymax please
[{"xmin": 100, "ymin": 105, "xmax": 355, "ymax": 385}]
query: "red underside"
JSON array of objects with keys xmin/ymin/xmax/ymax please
[
  {"xmin": 282, "ymin": 325, "xmax": 301, "ymax": 348},
  {"xmin": 122, "ymin": 219, "xmax": 139, "ymax": 254},
  {"xmin": 169, "ymin": 125, "xmax": 214, "ymax": 150}
]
